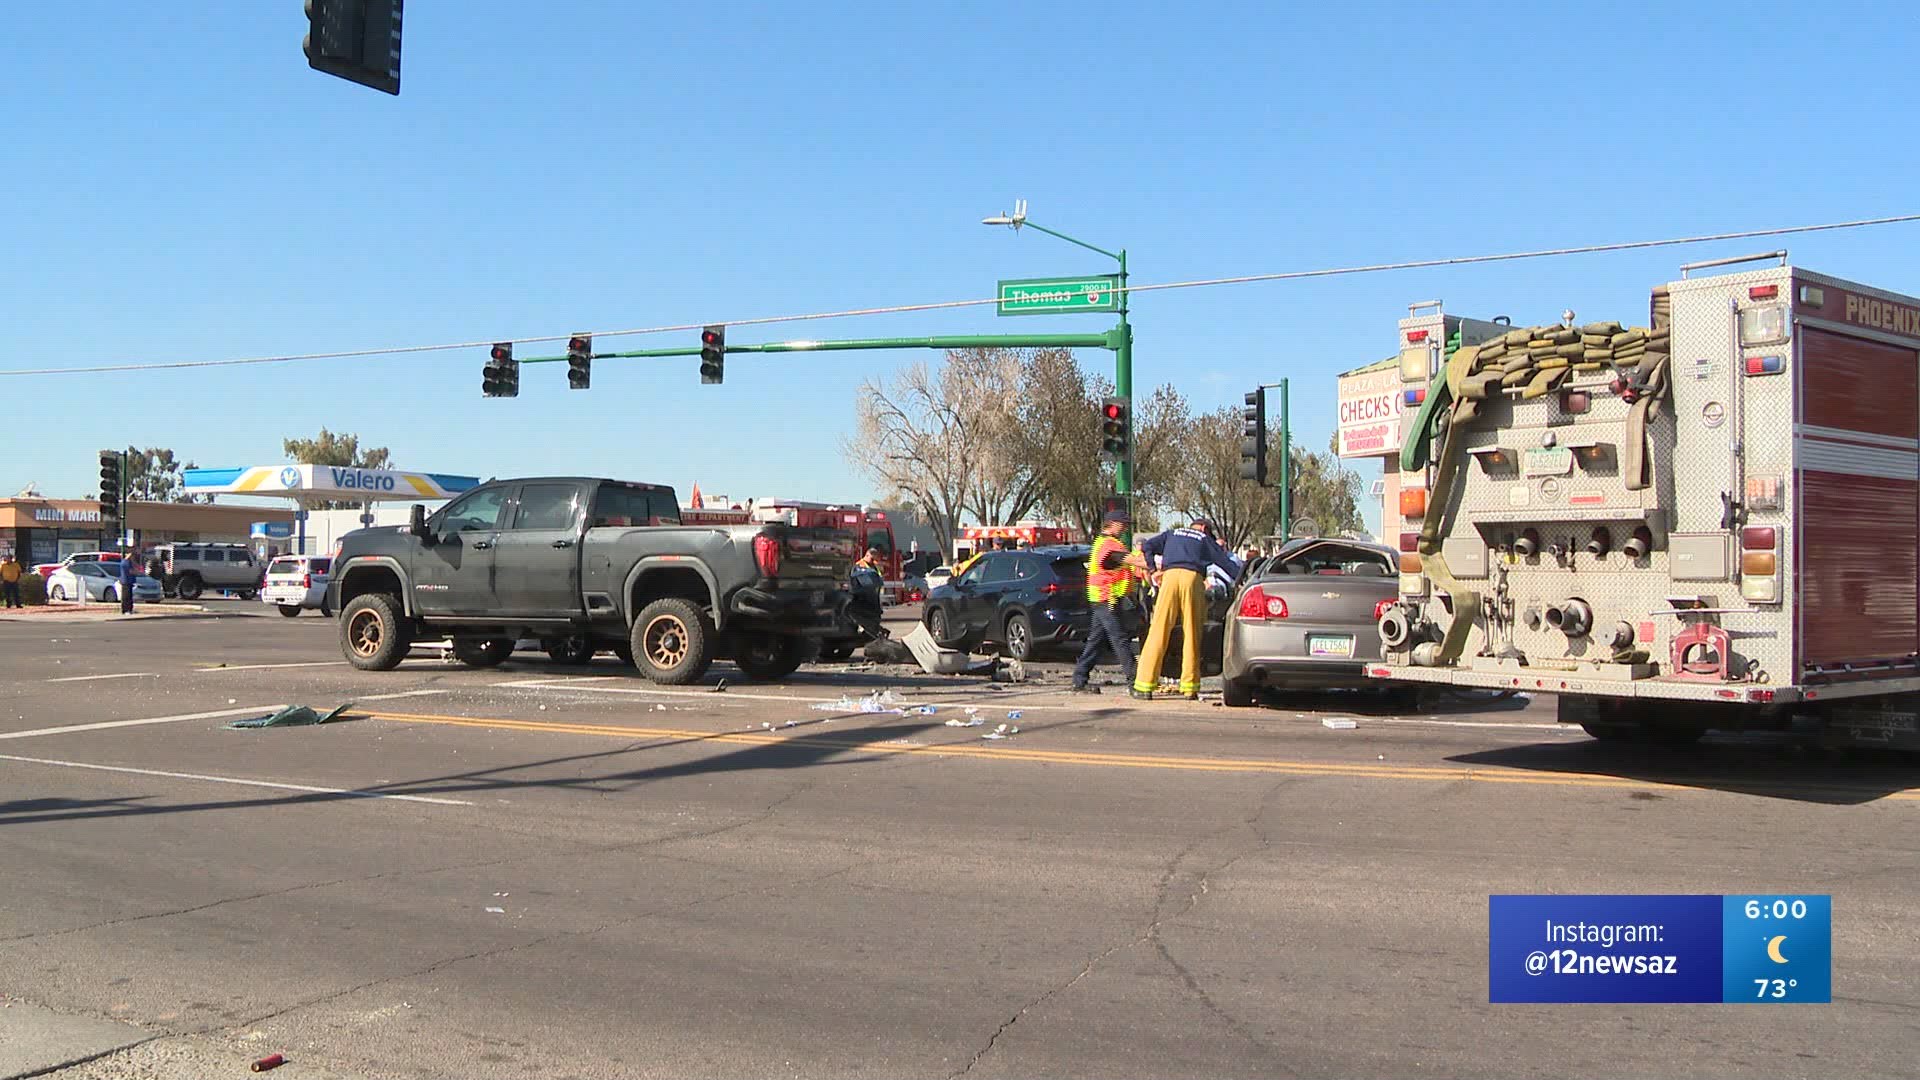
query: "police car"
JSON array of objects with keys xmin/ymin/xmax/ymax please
[{"xmin": 261, "ymin": 555, "xmax": 333, "ymax": 617}]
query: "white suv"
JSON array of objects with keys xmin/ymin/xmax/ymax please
[{"xmin": 262, "ymin": 555, "xmax": 332, "ymax": 617}]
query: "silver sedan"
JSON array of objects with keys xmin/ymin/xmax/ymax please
[
  {"xmin": 46, "ymin": 562, "xmax": 164, "ymax": 604},
  {"xmin": 1220, "ymin": 539, "xmax": 1399, "ymax": 706}
]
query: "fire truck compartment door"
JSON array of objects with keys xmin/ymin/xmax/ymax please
[
  {"xmin": 1668, "ymin": 532, "xmax": 1733, "ymax": 582},
  {"xmin": 1442, "ymin": 536, "xmax": 1489, "ymax": 579}
]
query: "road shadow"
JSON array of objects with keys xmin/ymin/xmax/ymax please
[
  {"xmin": 1254, "ymin": 686, "xmax": 1532, "ymax": 717},
  {"xmin": 1447, "ymin": 738, "xmax": 1920, "ymax": 805},
  {"xmin": 0, "ymin": 795, "xmax": 153, "ymax": 815}
]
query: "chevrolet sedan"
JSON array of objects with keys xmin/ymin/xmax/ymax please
[{"xmin": 1220, "ymin": 538, "xmax": 1399, "ymax": 706}]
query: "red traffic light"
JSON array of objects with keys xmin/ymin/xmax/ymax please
[
  {"xmin": 701, "ymin": 328, "xmax": 723, "ymax": 348},
  {"xmin": 567, "ymin": 336, "xmax": 590, "ymax": 354},
  {"xmin": 1103, "ymin": 402, "xmax": 1124, "ymax": 420},
  {"xmin": 490, "ymin": 343, "xmax": 511, "ymax": 362}
]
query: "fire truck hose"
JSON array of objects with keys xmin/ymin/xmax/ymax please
[{"xmin": 1623, "ymin": 353, "xmax": 1672, "ymax": 491}]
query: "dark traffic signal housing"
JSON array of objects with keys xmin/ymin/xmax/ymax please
[
  {"xmin": 700, "ymin": 326, "xmax": 726, "ymax": 384},
  {"xmin": 567, "ymin": 335, "xmax": 592, "ymax": 390},
  {"xmin": 1099, "ymin": 397, "xmax": 1129, "ymax": 461},
  {"xmin": 1240, "ymin": 388, "xmax": 1268, "ymax": 485},
  {"xmin": 98, "ymin": 451, "xmax": 122, "ymax": 521},
  {"xmin": 303, "ymin": 0, "xmax": 403, "ymax": 95},
  {"xmin": 483, "ymin": 342, "xmax": 518, "ymax": 397}
]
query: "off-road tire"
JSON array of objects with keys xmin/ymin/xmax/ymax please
[
  {"xmin": 175, "ymin": 574, "xmax": 203, "ymax": 600},
  {"xmin": 629, "ymin": 598, "xmax": 714, "ymax": 685},
  {"xmin": 452, "ymin": 637, "xmax": 515, "ymax": 668},
  {"xmin": 340, "ymin": 593, "xmax": 411, "ymax": 671}
]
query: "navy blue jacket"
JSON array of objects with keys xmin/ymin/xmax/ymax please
[{"xmin": 1141, "ymin": 527, "xmax": 1238, "ymax": 577}]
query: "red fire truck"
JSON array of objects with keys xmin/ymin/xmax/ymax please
[{"xmin": 684, "ymin": 499, "xmax": 904, "ymax": 600}]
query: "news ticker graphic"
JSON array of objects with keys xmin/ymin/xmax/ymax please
[{"xmin": 1489, "ymin": 895, "xmax": 1831, "ymax": 1003}]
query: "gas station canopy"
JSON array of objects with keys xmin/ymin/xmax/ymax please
[{"xmin": 183, "ymin": 464, "xmax": 479, "ymax": 504}]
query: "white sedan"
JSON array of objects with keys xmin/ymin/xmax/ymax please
[{"xmin": 47, "ymin": 562, "xmax": 163, "ymax": 604}]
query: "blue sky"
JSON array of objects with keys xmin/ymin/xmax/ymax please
[{"xmin": 3, "ymin": 2, "xmax": 1916, "ymax": 531}]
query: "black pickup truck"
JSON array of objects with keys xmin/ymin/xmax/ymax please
[{"xmin": 325, "ymin": 477, "xmax": 853, "ymax": 684}]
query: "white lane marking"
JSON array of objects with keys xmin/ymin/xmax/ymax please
[
  {"xmin": 45, "ymin": 672, "xmax": 157, "ymax": 683},
  {"xmin": 0, "ymin": 705, "xmax": 279, "ymax": 741},
  {"xmin": 493, "ymin": 676, "xmax": 1085, "ymax": 711},
  {"xmin": 1373, "ymin": 717, "xmax": 1578, "ymax": 732},
  {"xmin": 196, "ymin": 661, "xmax": 343, "ymax": 673},
  {"xmin": 0, "ymin": 754, "xmax": 474, "ymax": 806},
  {"xmin": 359, "ymin": 689, "xmax": 449, "ymax": 702}
]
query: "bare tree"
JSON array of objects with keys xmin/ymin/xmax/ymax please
[
  {"xmin": 1167, "ymin": 412, "xmax": 1367, "ymax": 548},
  {"xmin": 842, "ymin": 361, "xmax": 979, "ymax": 553}
]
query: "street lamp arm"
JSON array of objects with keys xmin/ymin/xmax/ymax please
[{"xmin": 1016, "ymin": 220, "xmax": 1123, "ymax": 264}]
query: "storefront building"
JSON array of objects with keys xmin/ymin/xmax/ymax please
[{"xmin": 0, "ymin": 499, "xmax": 297, "ymax": 566}]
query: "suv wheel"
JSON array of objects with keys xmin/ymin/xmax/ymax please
[
  {"xmin": 340, "ymin": 593, "xmax": 411, "ymax": 671},
  {"xmin": 1004, "ymin": 612, "xmax": 1034, "ymax": 661},
  {"xmin": 452, "ymin": 637, "xmax": 515, "ymax": 668},
  {"xmin": 629, "ymin": 598, "xmax": 714, "ymax": 685},
  {"xmin": 733, "ymin": 632, "xmax": 806, "ymax": 681},
  {"xmin": 175, "ymin": 574, "xmax": 203, "ymax": 600},
  {"xmin": 926, "ymin": 606, "xmax": 959, "ymax": 648},
  {"xmin": 278, "ymin": 605, "xmax": 302, "ymax": 618}
]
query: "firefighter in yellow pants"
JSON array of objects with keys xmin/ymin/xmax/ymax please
[{"xmin": 1128, "ymin": 519, "xmax": 1239, "ymax": 700}]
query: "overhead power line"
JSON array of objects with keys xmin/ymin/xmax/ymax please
[{"xmin": 5, "ymin": 212, "xmax": 1917, "ymax": 377}]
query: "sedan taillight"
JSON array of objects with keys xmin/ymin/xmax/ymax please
[{"xmin": 1237, "ymin": 585, "xmax": 1289, "ymax": 621}]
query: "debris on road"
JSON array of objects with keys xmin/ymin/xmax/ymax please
[
  {"xmin": 484, "ymin": 906, "xmax": 505, "ymax": 914},
  {"xmin": 250, "ymin": 1053, "xmax": 286, "ymax": 1072},
  {"xmin": 808, "ymin": 690, "xmax": 908, "ymax": 715},
  {"xmin": 943, "ymin": 717, "xmax": 984, "ymax": 728},
  {"xmin": 226, "ymin": 703, "xmax": 353, "ymax": 729},
  {"xmin": 712, "ymin": 678, "xmax": 729, "ymax": 693},
  {"xmin": 1321, "ymin": 717, "xmax": 1359, "ymax": 730}
]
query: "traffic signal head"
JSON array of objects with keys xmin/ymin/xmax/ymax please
[
  {"xmin": 567, "ymin": 335, "xmax": 592, "ymax": 391},
  {"xmin": 304, "ymin": 0, "xmax": 403, "ymax": 95},
  {"xmin": 700, "ymin": 325, "xmax": 725, "ymax": 384},
  {"xmin": 1240, "ymin": 389, "xmax": 1268, "ymax": 485},
  {"xmin": 98, "ymin": 451, "xmax": 121, "ymax": 519},
  {"xmin": 1099, "ymin": 397, "xmax": 1130, "ymax": 461},
  {"xmin": 483, "ymin": 342, "xmax": 518, "ymax": 398}
]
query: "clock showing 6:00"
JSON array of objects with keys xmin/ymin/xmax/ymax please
[{"xmin": 1724, "ymin": 895, "xmax": 1830, "ymax": 1002}]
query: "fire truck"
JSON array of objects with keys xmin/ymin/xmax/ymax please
[
  {"xmin": 1370, "ymin": 255, "xmax": 1920, "ymax": 750},
  {"xmin": 684, "ymin": 499, "xmax": 905, "ymax": 601},
  {"xmin": 960, "ymin": 523, "xmax": 1076, "ymax": 555}
]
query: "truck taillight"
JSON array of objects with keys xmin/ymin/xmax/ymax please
[
  {"xmin": 753, "ymin": 534, "xmax": 781, "ymax": 577},
  {"xmin": 1237, "ymin": 585, "xmax": 1288, "ymax": 621},
  {"xmin": 1740, "ymin": 525, "xmax": 1781, "ymax": 604}
]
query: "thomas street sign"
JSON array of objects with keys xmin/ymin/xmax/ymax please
[{"xmin": 996, "ymin": 275, "xmax": 1121, "ymax": 316}]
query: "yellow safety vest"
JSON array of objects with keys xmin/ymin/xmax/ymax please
[{"xmin": 1085, "ymin": 536, "xmax": 1131, "ymax": 604}]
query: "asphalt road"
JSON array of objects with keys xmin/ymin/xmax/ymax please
[{"xmin": 0, "ymin": 609, "xmax": 1915, "ymax": 1080}]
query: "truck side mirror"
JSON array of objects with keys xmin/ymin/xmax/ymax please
[{"xmin": 409, "ymin": 504, "xmax": 429, "ymax": 538}]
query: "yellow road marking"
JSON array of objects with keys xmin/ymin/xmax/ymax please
[{"xmin": 363, "ymin": 710, "xmax": 1920, "ymax": 801}]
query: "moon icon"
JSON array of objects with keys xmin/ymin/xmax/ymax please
[{"xmin": 1766, "ymin": 935, "xmax": 1789, "ymax": 964}]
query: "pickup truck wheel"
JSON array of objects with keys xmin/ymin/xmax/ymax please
[
  {"xmin": 277, "ymin": 605, "xmax": 302, "ymax": 617},
  {"xmin": 452, "ymin": 637, "xmax": 515, "ymax": 668},
  {"xmin": 340, "ymin": 594, "xmax": 411, "ymax": 671},
  {"xmin": 734, "ymin": 633, "xmax": 807, "ymax": 681},
  {"xmin": 545, "ymin": 637, "xmax": 595, "ymax": 665},
  {"xmin": 1004, "ymin": 613, "xmax": 1035, "ymax": 661},
  {"xmin": 175, "ymin": 574, "xmax": 203, "ymax": 600},
  {"xmin": 630, "ymin": 598, "xmax": 714, "ymax": 685}
]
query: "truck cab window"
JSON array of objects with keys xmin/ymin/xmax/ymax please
[
  {"xmin": 439, "ymin": 489, "xmax": 509, "ymax": 533},
  {"xmin": 512, "ymin": 484, "xmax": 580, "ymax": 531}
]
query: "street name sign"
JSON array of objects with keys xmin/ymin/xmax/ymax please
[{"xmin": 996, "ymin": 275, "xmax": 1121, "ymax": 316}]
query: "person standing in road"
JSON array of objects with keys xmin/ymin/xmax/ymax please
[
  {"xmin": 0, "ymin": 553, "xmax": 22, "ymax": 608},
  {"xmin": 117, "ymin": 549, "xmax": 135, "ymax": 614},
  {"xmin": 1070, "ymin": 509, "xmax": 1138, "ymax": 694},
  {"xmin": 1127, "ymin": 519, "xmax": 1238, "ymax": 700}
]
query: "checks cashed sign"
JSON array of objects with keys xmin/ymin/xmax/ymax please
[{"xmin": 1337, "ymin": 365, "xmax": 1404, "ymax": 457}]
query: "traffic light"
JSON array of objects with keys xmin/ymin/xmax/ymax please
[
  {"xmin": 303, "ymin": 0, "xmax": 403, "ymax": 95},
  {"xmin": 1240, "ymin": 388, "xmax": 1268, "ymax": 485},
  {"xmin": 482, "ymin": 343, "xmax": 518, "ymax": 398},
  {"xmin": 98, "ymin": 451, "xmax": 121, "ymax": 521},
  {"xmin": 1099, "ymin": 397, "xmax": 1129, "ymax": 461},
  {"xmin": 567, "ymin": 335, "xmax": 592, "ymax": 390},
  {"xmin": 700, "ymin": 325, "xmax": 725, "ymax": 384}
]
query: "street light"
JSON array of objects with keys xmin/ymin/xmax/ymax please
[{"xmin": 980, "ymin": 200, "xmax": 1133, "ymax": 518}]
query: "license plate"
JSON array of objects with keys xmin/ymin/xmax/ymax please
[{"xmin": 1308, "ymin": 634, "xmax": 1355, "ymax": 658}]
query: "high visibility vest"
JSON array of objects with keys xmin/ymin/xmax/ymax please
[{"xmin": 1085, "ymin": 535, "xmax": 1131, "ymax": 604}]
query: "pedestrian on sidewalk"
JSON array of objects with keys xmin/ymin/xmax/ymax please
[
  {"xmin": 1070, "ymin": 509, "xmax": 1138, "ymax": 694},
  {"xmin": 117, "ymin": 550, "xmax": 135, "ymax": 614},
  {"xmin": 0, "ymin": 553, "xmax": 22, "ymax": 608},
  {"xmin": 1127, "ymin": 519, "xmax": 1238, "ymax": 701}
]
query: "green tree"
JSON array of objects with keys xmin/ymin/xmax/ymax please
[
  {"xmin": 283, "ymin": 429, "xmax": 393, "ymax": 510},
  {"xmin": 122, "ymin": 447, "xmax": 207, "ymax": 503}
]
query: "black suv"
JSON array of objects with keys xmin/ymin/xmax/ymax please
[{"xmin": 921, "ymin": 546, "xmax": 1091, "ymax": 660}]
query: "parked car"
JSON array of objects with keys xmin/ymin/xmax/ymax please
[
  {"xmin": 46, "ymin": 562, "xmax": 162, "ymax": 604},
  {"xmin": 34, "ymin": 552, "xmax": 123, "ymax": 579},
  {"xmin": 921, "ymin": 546, "xmax": 1091, "ymax": 660},
  {"xmin": 153, "ymin": 542, "xmax": 259, "ymax": 600},
  {"xmin": 922, "ymin": 565, "xmax": 953, "ymax": 592},
  {"xmin": 262, "ymin": 555, "xmax": 333, "ymax": 617},
  {"xmin": 1219, "ymin": 538, "xmax": 1399, "ymax": 706}
]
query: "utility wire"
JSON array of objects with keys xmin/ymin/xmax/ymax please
[{"xmin": 5, "ymin": 212, "xmax": 1916, "ymax": 377}]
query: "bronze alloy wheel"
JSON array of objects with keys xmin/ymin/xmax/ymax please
[
  {"xmin": 643, "ymin": 612, "xmax": 690, "ymax": 669},
  {"xmin": 347, "ymin": 608, "xmax": 385, "ymax": 659}
]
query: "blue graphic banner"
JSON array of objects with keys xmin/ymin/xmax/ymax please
[{"xmin": 1490, "ymin": 894, "xmax": 1830, "ymax": 1003}]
